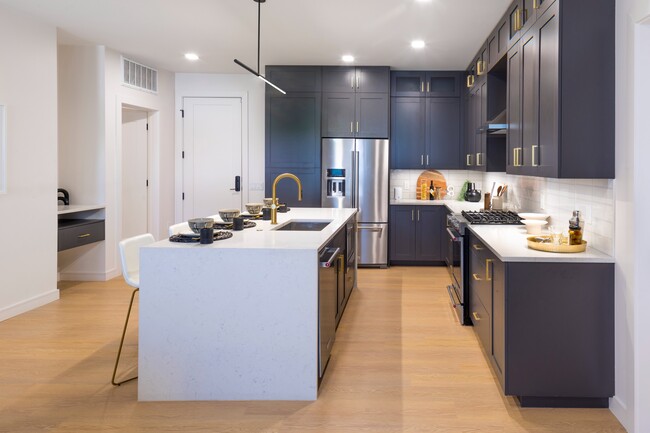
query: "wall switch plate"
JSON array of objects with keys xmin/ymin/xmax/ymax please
[{"xmin": 250, "ymin": 182, "xmax": 265, "ymax": 191}]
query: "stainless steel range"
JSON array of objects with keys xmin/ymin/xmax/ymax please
[{"xmin": 445, "ymin": 210, "xmax": 522, "ymax": 325}]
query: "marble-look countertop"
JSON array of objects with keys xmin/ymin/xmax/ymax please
[
  {"xmin": 150, "ymin": 207, "xmax": 357, "ymax": 251},
  {"xmin": 390, "ymin": 199, "xmax": 612, "ymax": 263}
]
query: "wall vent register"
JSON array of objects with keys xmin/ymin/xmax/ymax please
[{"xmin": 121, "ymin": 57, "xmax": 158, "ymax": 93}]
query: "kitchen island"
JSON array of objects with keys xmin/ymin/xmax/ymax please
[{"xmin": 138, "ymin": 208, "xmax": 357, "ymax": 401}]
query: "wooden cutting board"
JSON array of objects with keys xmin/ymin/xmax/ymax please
[{"xmin": 416, "ymin": 170, "xmax": 448, "ymax": 200}]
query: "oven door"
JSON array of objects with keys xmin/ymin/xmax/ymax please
[{"xmin": 445, "ymin": 226, "xmax": 467, "ymax": 325}]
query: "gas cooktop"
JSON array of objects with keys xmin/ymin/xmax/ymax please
[{"xmin": 461, "ymin": 210, "xmax": 523, "ymax": 225}]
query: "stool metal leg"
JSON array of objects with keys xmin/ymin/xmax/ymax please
[{"xmin": 111, "ymin": 288, "xmax": 139, "ymax": 386}]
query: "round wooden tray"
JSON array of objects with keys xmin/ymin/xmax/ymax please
[
  {"xmin": 527, "ymin": 236, "xmax": 587, "ymax": 253},
  {"xmin": 415, "ymin": 170, "xmax": 447, "ymax": 200}
]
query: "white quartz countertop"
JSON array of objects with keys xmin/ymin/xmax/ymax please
[
  {"xmin": 57, "ymin": 204, "xmax": 106, "ymax": 215},
  {"xmin": 468, "ymin": 224, "xmax": 614, "ymax": 263},
  {"xmin": 390, "ymin": 199, "xmax": 483, "ymax": 213},
  {"xmin": 150, "ymin": 207, "xmax": 357, "ymax": 251}
]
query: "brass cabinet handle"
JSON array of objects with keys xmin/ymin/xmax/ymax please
[
  {"xmin": 472, "ymin": 244, "xmax": 484, "ymax": 251},
  {"xmin": 486, "ymin": 259, "xmax": 493, "ymax": 281},
  {"xmin": 466, "ymin": 75, "xmax": 475, "ymax": 88},
  {"xmin": 513, "ymin": 148, "xmax": 523, "ymax": 167},
  {"xmin": 427, "ymin": 82, "xmax": 430, "ymax": 93},
  {"xmin": 471, "ymin": 75, "xmax": 475, "ymax": 86},
  {"xmin": 467, "ymin": 75, "xmax": 471, "ymax": 88},
  {"xmin": 532, "ymin": 144, "xmax": 539, "ymax": 166},
  {"xmin": 466, "ymin": 154, "xmax": 473, "ymax": 166},
  {"xmin": 473, "ymin": 312, "xmax": 481, "ymax": 321},
  {"xmin": 477, "ymin": 60, "xmax": 486, "ymax": 76},
  {"xmin": 518, "ymin": 9, "xmax": 524, "ymax": 30},
  {"xmin": 476, "ymin": 152, "xmax": 482, "ymax": 166},
  {"xmin": 421, "ymin": 81, "xmax": 425, "ymax": 93},
  {"xmin": 533, "ymin": 0, "xmax": 539, "ymax": 9},
  {"xmin": 472, "ymin": 273, "xmax": 482, "ymax": 281},
  {"xmin": 78, "ymin": 233, "xmax": 91, "ymax": 238}
]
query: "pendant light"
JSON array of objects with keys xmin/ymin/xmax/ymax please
[{"xmin": 234, "ymin": 0, "xmax": 286, "ymax": 94}]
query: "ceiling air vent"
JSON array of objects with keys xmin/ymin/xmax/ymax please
[{"xmin": 121, "ymin": 57, "xmax": 158, "ymax": 93}]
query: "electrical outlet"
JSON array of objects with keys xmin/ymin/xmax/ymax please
[
  {"xmin": 403, "ymin": 181, "xmax": 410, "ymax": 190},
  {"xmin": 250, "ymin": 182, "xmax": 265, "ymax": 191}
]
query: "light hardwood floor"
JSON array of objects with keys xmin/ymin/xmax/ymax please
[{"xmin": 0, "ymin": 267, "xmax": 625, "ymax": 433}]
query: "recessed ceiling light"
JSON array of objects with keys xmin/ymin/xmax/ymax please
[
  {"xmin": 411, "ymin": 40, "xmax": 426, "ymax": 49},
  {"xmin": 342, "ymin": 55, "xmax": 355, "ymax": 63},
  {"xmin": 185, "ymin": 53, "xmax": 199, "ymax": 61}
]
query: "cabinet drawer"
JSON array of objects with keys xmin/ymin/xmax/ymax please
[
  {"xmin": 470, "ymin": 289, "xmax": 491, "ymax": 354},
  {"xmin": 469, "ymin": 239, "xmax": 492, "ymax": 312},
  {"xmin": 58, "ymin": 219, "xmax": 105, "ymax": 252}
]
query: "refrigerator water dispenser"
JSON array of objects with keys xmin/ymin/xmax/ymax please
[{"xmin": 326, "ymin": 169, "xmax": 346, "ymax": 198}]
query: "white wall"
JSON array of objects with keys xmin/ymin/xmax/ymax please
[
  {"xmin": 57, "ymin": 45, "xmax": 175, "ymax": 281},
  {"xmin": 0, "ymin": 5, "xmax": 59, "ymax": 320},
  {"xmin": 175, "ymin": 73, "xmax": 266, "ymax": 223}
]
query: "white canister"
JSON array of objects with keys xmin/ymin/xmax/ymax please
[{"xmin": 393, "ymin": 187, "xmax": 403, "ymax": 200}]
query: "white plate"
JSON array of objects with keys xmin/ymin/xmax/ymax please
[{"xmin": 519, "ymin": 212, "xmax": 550, "ymax": 220}]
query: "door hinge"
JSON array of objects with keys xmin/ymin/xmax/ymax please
[
  {"xmin": 182, "ymin": 151, "xmax": 185, "ymax": 159},
  {"xmin": 146, "ymin": 123, "xmax": 149, "ymax": 131},
  {"xmin": 146, "ymin": 179, "xmax": 149, "ymax": 187},
  {"xmin": 180, "ymin": 109, "xmax": 185, "ymax": 118},
  {"xmin": 182, "ymin": 192, "xmax": 185, "ymax": 200}
]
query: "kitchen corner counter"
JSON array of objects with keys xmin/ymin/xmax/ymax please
[
  {"xmin": 389, "ymin": 199, "xmax": 483, "ymax": 214},
  {"xmin": 468, "ymin": 225, "xmax": 614, "ymax": 263}
]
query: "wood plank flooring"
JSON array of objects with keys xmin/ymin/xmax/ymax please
[{"xmin": 0, "ymin": 267, "xmax": 625, "ymax": 432}]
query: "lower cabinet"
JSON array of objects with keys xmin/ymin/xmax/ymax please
[
  {"xmin": 468, "ymin": 233, "xmax": 614, "ymax": 407},
  {"xmin": 389, "ymin": 205, "xmax": 445, "ymax": 264}
]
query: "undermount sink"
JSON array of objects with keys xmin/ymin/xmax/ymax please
[{"xmin": 273, "ymin": 220, "xmax": 332, "ymax": 232}]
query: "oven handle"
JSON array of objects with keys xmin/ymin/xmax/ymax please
[
  {"xmin": 446, "ymin": 227, "xmax": 460, "ymax": 241},
  {"xmin": 446, "ymin": 285, "xmax": 461, "ymax": 308}
]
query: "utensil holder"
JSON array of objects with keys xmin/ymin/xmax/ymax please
[{"xmin": 492, "ymin": 196, "xmax": 504, "ymax": 210}]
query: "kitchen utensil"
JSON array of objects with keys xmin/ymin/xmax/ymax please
[
  {"xmin": 218, "ymin": 209, "xmax": 241, "ymax": 223},
  {"xmin": 496, "ymin": 185, "xmax": 502, "ymax": 197},
  {"xmin": 490, "ymin": 182, "xmax": 496, "ymax": 198},
  {"xmin": 245, "ymin": 203, "xmax": 263, "ymax": 215},
  {"xmin": 500, "ymin": 185, "xmax": 508, "ymax": 196},
  {"xmin": 188, "ymin": 218, "xmax": 215, "ymax": 234},
  {"xmin": 521, "ymin": 220, "xmax": 548, "ymax": 234}
]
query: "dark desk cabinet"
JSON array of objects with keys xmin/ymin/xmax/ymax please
[
  {"xmin": 468, "ymin": 233, "xmax": 614, "ymax": 408},
  {"xmin": 58, "ymin": 219, "xmax": 105, "ymax": 252},
  {"xmin": 389, "ymin": 205, "xmax": 445, "ymax": 264}
]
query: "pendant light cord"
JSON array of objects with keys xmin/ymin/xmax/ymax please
[{"xmin": 257, "ymin": 0, "xmax": 261, "ymax": 74}]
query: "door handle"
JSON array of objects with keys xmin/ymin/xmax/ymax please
[
  {"xmin": 486, "ymin": 259, "xmax": 493, "ymax": 281},
  {"xmin": 417, "ymin": 209, "xmax": 420, "ymax": 221},
  {"xmin": 358, "ymin": 227, "xmax": 383, "ymax": 233},
  {"xmin": 230, "ymin": 175, "xmax": 241, "ymax": 192},
  {"xmin": 532, "ymin": 145, "xmax": 539, "ymax": 166},
  {"xmin": 426, "ymin": 155, "xmax": 429, "ymax": 166},
  {"xmin": 320, "ymin": 248, "xmax": 342, "ymax": 268}
]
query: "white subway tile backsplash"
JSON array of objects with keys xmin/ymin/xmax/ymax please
[{"xmin": 390, "ymin": 168, "xmax": 615, "ymax": 255}]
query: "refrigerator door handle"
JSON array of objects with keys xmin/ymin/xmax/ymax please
[
  {"xmin": 351, "ymin": 150, "xmax": 356, "ymax": 208},
  {"xmin": 355, "ymin": 150, "xmax": 360, "ymax": 210}
]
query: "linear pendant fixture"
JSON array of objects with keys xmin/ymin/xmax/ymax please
[{"xmin": 234, "ymin": 0, "xmax": 286, "ymax": 94}]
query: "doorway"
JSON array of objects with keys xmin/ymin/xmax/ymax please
[
  {"xmin": 182, "ymin": 97, "xmax": 243, "ymax": 220},
  {"xmin": 121, "ymin": 108, "xmax": 149, "ymax": 239}
]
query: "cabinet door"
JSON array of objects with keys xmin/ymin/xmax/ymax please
[
  {"xmin": 356, "ymin": 93, "xmax": 389, "ymax": 138},
  {"xmin": 266, "ymin": 66, "xmax": 322, "ymax": 93},
  {"xmin": 322, "ymin": 93, "xmax": 355, "ymax": 138},
  {"xmin": 472, "ymin": 86, "xmax": 482, "ymax": 171},
  {"xmin": 390, "ymin": 97, "xmax": 426, "ymax": 169},
  {"xmin": 520, "ymin": 30, "xmax": 538, "ymax": 174},
  {"xmin": 520, "ymin": 0, "xmax": 536, "ymax": 35},
  {"xmin": 475, "ymin": 80, "xmax": 488, "ymax": 171},
  {"xmin": 507, "ymin": 1, "xmax": 523, "ymax": 49},
  {"xmin": 475, "ymin": 44, "xmax": 489, "ymax": 83},
  {"xmin": 266, "ymin": 92, "xmax": 321, "ymax": 168},
  {"xmin": 491, "ymin": 256, "xmax": 506, "ymax": 382},
  {"xmin": 426, "ymin": 98, "xmax": 461, "ymax": 169},
  {"xmin": 415, "ymin": 206, "xmax": 444, "ymax": 261},
  {"xmin": 389, "ymin": 206, "xmax": 416, "ymax": 261},
  {"xmin": 322, "ymin": 66, "xmax": 356, "ymax": 93},
  {"xmin": 535, "ymin": 2, "xmax": 560, "ymax": 177},
  {"xmin": 464, "ymin": 91, "xmax": 475, "ymax": 168},
  {"xmin": 506, "ymin": 43, "xmax": 523, "ymax": 174},
  {"xmin": 535, "ymin": 0, "xmax": 554, "ymax": 15},
  {"xmin": 357, "ymin": 67, "xmax": 390, "ymax": 93},
  {"xmin": 488, "ymin": 16, "xmax": 509, "ymax": 70},
  {"xmin": 425, "ymin": 72, "xmax": 461, "ymax": 97},
  {"xmin": 391, "ymin": 71, "xmax": 426, "ymax": 97},
  {"xmin": 265, "ymin": 167, "xmax": 321, "ymax": 207}
]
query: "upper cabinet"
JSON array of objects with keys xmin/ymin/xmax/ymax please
[
  {"xmin": 322, "ymin": 66, "xmax": 390, "ymax": 138},
  {"xmin": 392, "ymin": 71, "xmax": 461, "ymax": 98},
  {"xmin": 266, "ymin": 66, "xmax": 322, "ymax": 93},
  {"xmin": 390, "ymin": 71, "xmax": 463, "ymax": 169},
  {"xmin": 506, "ymin": 0, "xmax": 615, "ymax": 178},
  {"xmin": 487, "ymin": 15, "xmax": 509, "ymax": 70}
]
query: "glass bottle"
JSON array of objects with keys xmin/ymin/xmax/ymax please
[
  {"xmin": 569, "ymin": 210, "xmax": 584, "ymax": 245},
  {"xmin": 429, "ymin": 181, "xmax": 435, "ymax": 200}
]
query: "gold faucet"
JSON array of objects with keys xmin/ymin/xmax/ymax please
[{"xmin": 271, "ymin": 173, "xmax": 302, "ymax": 224}]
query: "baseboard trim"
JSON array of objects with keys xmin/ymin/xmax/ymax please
[
  {"xmin": 609, "ymin": 395, "xmax": 632, "ymax": 432},
  {"xmin": 0, "ymin": 290, "xmax": 60, "ymax": 322},
  {"xmin": 59, "ymin": 267, "xmax": 120, "ymax": 282}
]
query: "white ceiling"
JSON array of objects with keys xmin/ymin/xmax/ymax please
[{"xmin": 0, "ymin": 0, "xmax": 512, "ymax": 73}]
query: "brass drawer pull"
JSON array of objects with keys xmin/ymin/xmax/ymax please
[
  {"xmin": 473, "ymin": 312, "xmax": 481, "ymax": 321},
  {"xmin": 486, "ymin": 259, "xmax": 493, "ymax": 281},
  {"xmin": 472, "ymin": 244, "xmax": 484, "ymax": 251},
  {"xmin": 472, "ymin": 273, "xmax": 482, "ymax": 281},
  {"xmin": 532, "ymin": 144, "xmax": 539, "ymax": 166},
  {"xmin": 77, "ymin": 233, "xmax": 91, "ymax": 238}
]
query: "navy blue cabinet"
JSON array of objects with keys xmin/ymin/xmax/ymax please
[
  {"xmin": 426, "ymin": 98, "xmax": 461, "ymax": 169},
  {"xmin": 389, "ymin": 205, "xmax": 445, "ymax": 263},
  {"xmin": 390, "ymin": 97, "xmax": 426, "ymax": 168},
  {"xmin": 322, "ymin": 66, "xmax": 389, "ymax": 93},
  {"xmin": 265, "ymin": 66, "xmax": 323, "ymax": 207},
  {"xmin": 392, "ymin": 71, "xmax": 461, "ymax": 98}
]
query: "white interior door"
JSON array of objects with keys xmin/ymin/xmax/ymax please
[
  {"xmin": 183, "ymin": 97, "xmax": 242, "ymax": 220},
  {"xmin": 122, "ymin": 109, "xmax": 149, "ymax": 239}
]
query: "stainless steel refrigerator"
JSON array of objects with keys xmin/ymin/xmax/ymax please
[{"xmin": 321, "ymin": 138, "xmax": 389, "ymax": 267}]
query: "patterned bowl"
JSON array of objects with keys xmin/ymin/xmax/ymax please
[
  {"xmin": 245, "ymin": 203, "xmax": 264, "ymax": 215},
  {"xmin": 188, "ymin": 218, "xmax": 214, "ymax": 234},
  {"xmin": 218, "ymin": 209, "xmax": 241, "ymax": 223}
]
